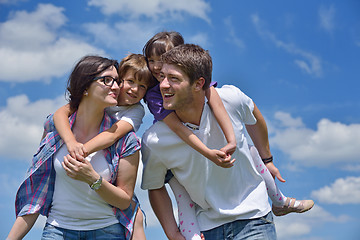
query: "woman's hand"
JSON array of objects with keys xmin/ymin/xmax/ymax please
[{"xmin": 62, "ymin": 154, "xmax": 99, "ymax": 185}]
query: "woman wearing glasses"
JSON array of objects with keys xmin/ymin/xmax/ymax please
[{"xmin": 8, "ymin": 55, "xmax": 141, "ymax": 240}]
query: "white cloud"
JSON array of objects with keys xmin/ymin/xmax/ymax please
[
  {"xmin": 187, "ymin": 32, "xmax": 209, "ymax": 48},
  {"xmin": 0, "ymin": 95, "xmax": 65, "ymax": 161},
  {"xmin": 270, "ymin": 112, "xmax": 360, "ymax": 167},
  {"xmin": 0, "ymin": 4, "xmax": 66, "ymax": 50},
  {"xmin": 83, "ymin": 0, "xmax": 213, "ymax": 56},
  {"xmin": 84, "ymin": 21, "xmax": 157, "ymax": 54},
  {"xmin": 84, "ymin": 21, "xmax": 211, "ymax": 56},
  {"xmin": 275, "ymin": 204, "xmax": 350, "ymax": 240},
  {"xmin": 251, "ymin": 14, "xmax": 323, "ymax": 78},
  {"xmin": 341, "ymin": 164, "xmax": 360, "ymax": 172},
  {"xmin": 311, "ymin": 176, "xmax": 360, "ymax": 204},
  {"xmin": 88, "ymin": 0, "xmax": 211, "ymax": 23},
  {"xmin": 319, "ymin": 5, "xmax": 336, "ymax": 33},
  {"xmin": 224, "ymin": 16, "xmax": 246, "ymax": 51},
  {"xmin": 0, "ymin": 0, "xmax": 26, "ymax": 4},
  {"xmin": 0, "ymin": 173, "xmax": 22, "ymax": 198},
  {"xmin": 274, "ymin": 112, "xmax": 305, "ymax": 128},
  {"xmin": 0, "ymin": 3, "xmax": 104, "ymax": 82}
]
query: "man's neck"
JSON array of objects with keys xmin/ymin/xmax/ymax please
[{"xmin": 175, "ymin": 97, "xmax": 205, "ymax": 126}]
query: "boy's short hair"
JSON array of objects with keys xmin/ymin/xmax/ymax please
[
  {"xmin": 161, "ymin": 44, "xmax": 212, "ymax": 90},
  {"xmin": 118, "ymin": 54, "xmax": 156, "ymax": 88}
]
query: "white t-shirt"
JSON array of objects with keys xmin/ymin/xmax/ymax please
[
  {"xmin": 141, "ymin": 85, "xmax": 271, "ymax": 231},
  {"xmin": 105, "ymin": 102, "xmax": 145, "ymax": 132},
  {"xmin": 47, "ymin": 144, "xmax": 118, "ymax": 230}
]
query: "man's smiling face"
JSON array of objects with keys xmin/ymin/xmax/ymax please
[{"xmin": 159, "ymin": 63, "xmax": 194, "ymax": 111}]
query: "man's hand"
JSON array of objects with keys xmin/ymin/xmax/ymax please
[
  {"xmin": 264, "ymin": 162, "xmax": 286, "ymax": 182},
  {"xmin": 168, "ymin": 230, "xmax": 186, "ymax": 240}
]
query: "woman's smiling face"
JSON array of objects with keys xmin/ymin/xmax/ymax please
[{"xmin": 87, "ymin": 65, "xmax": 120, "ymax": 108}]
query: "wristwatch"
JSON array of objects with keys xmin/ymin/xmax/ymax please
[{"xmin": 90, "ymin": 175, "xmax": 103, "ymax": 190}]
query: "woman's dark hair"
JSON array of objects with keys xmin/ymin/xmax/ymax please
[
  {"xmin": 142, "ymin": 31, "xmax": 184, "ymax": 58},
  {"xmin": 66, "ymin": 55, "xmax": 118, "ymax": 111}
]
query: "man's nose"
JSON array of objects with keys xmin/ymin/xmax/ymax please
[{"xmin": 160, "ymin": 77, "xmax": 170, "ymax": 89}]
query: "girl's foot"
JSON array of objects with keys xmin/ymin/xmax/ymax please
[{"xmin": 272, "ymin": 198, "xmax": 314, "ymax": 216}]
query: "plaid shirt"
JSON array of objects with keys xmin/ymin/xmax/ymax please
[{"xmin": 15, "ymin": 111, "xmax": 141, "ymax": 240}]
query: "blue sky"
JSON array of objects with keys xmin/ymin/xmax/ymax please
[{"xmin": 0, "ymin": 0, "xmax": 359, "ymax": 239}]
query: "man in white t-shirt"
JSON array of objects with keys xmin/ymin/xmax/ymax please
[{"xmin": 141, "ymin": 44, "xmax": 279, "ymax": 239}]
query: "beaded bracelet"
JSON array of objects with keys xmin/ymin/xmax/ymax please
[{"xmin": 262, "ymin": 156, "xmax": 273, "ymax": 164}]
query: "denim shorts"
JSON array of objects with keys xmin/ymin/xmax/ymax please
[
  {"xmin": 202, "ymin": 212, "xmax": 277, "ymax": 240},
  {"xmin": 41, "ymin": 222, "xmax": 125, "ymax": 240}
]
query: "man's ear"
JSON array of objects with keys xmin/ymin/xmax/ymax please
[{"xmin": 193, "ymin": 77, "xmax": 205, "ymax": 91}]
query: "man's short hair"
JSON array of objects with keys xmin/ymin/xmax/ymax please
[{"xmin": 161, "ymin": 44, "xmax": 212, "ymax": 89}]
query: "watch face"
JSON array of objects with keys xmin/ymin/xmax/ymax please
[
  {"xmin": 92, "ymin": 183, "xmax": 101, "ymax": 190},
  {"xmin": 91, "ymin": 176, "xmax": 102, "ymax": 190}
]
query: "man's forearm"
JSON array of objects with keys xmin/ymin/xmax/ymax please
[
  {"xmin": 149, "ymin": 187, "xmax": 184, "ymax": 240},
  {"xmin": 246, "ymin": 102, "xmax": 286, "ymax": 182},
  {"xmin": 246, "ymin": 103, "xmax": 272, "ymax": 159}
]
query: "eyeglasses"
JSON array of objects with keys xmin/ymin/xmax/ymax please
[{"xmin": 93, "ymin": 76, "xmax": 123, "ymax": 88}]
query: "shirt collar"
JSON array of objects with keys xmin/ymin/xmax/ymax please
[{"xmin": 183, "ymin": 122, "xmax": 200, "ymax": 131}]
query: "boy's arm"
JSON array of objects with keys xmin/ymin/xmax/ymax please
[
  {"xmin": 206, "ymin": 86, "xmax": 237, "ymax": 156},
  {"xmin": 83, "ymin": 120, "xmax": 133, "ymax": 155},
  {"xmin": 7, "ymin": 213, "xmax": 39, "ymax": 240},
  {"xmin": 163, "ymin": 112, "xmax": 234, "ymax": 168},
  {"xmin": 149, "ymin": 187, "xmax": 185, "ymax": 240},
  {"xmin": 53, "ymin": 104, "xmax": 87, "ymax": 158},
  {"xmin": 245, "ymin": 102, "xmax": 285, "ymax": 182}
]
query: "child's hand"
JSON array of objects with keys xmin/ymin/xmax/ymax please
[
  {"xmin": 220, "ymin": 141, "xmax": 236, "ymax": 156},
  {"xmin": 207, "ymin": 149, "xmax": 235, "ymax": 168},
  {"xmin": 65, "ymin": 139, "xmax": 88, "ymax": 161}
]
